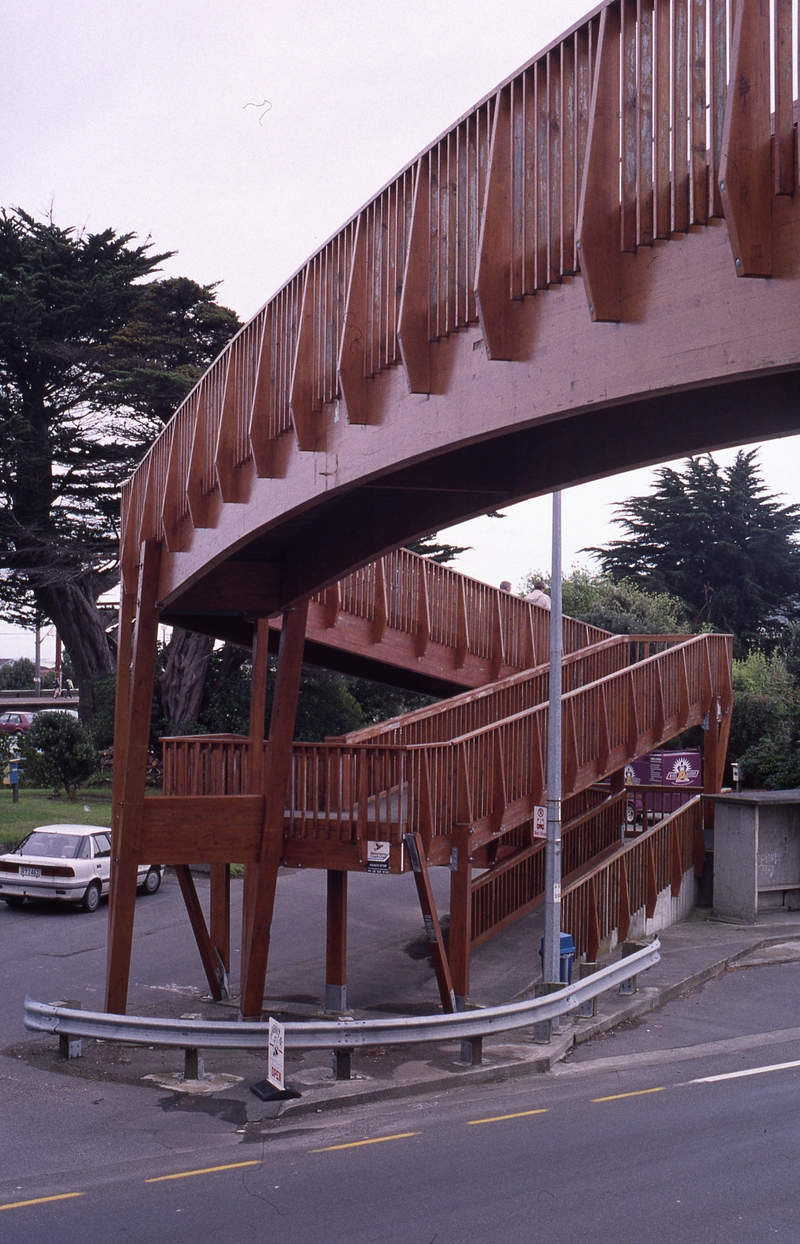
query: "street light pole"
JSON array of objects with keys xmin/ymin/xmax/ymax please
[{"xmin": 543, "ymin": 490, "xmax": 563, "ymax": 984}]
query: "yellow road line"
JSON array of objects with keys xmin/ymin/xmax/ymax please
[
  {"xmin": 0, "ymin": 1192, "xmax": 84, "ymax": 1212},
  {"xmin": 468, "ymin": 1108, "xmax": 549, "ymax": 1125},
  {"xmin": 310, "ymin": 1132, "xmax": 420, "ymax": 1153},
  {"xmin": 146, "ymin": 1160, "xmax": 261, "ymax": 1183},
  {"xmin": 592, "ymin": 1087, "xmax": 666, "ymax": 1103}
]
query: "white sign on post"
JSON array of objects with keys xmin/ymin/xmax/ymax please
[
  {"xmin": 533, "ymin": 805, "xmax": 547, "ymax": 839},
  {"xmin": 267, "ymin": 1016, "xmax": 285, "ymax": 1092}
]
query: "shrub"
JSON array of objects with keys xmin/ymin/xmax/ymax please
[{"xmin": 20, "ymin": 712, "xmax": 99, "ymax": 799}]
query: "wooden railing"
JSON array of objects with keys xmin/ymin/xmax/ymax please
[
  {"xmin": 162, "ymin": 633, "xmax": 731, "ymax": 860},
  {"xmin": 471, "ymin": 788, "xmax": 629, "ymax": 946},
  {"xmin": 121, "ymin": 0, "xmax": 795, "ymax": 575},
  {"xmin": 310, "ymin": 546, "xmax": 610, "ymax": 679},
  {"xmin": 561, "ymin": 796, "xmax": 704, "ymax": 960},
  {"xmin": 337, "ymin": 633, "xmax": 687, "ymax": 746}
]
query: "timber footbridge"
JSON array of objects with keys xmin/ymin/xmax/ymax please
[{"xmin": 109, "ymin": 0, "xmax": 798, "ymax": 1018}]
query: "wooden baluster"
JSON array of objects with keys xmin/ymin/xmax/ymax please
[
  {"xmin": 618, "ymin": 856, "xmax": 631, "ymax": 942},
  {"xmin": 397, "ymin": 158, "xmax": 432, "ymax": 394},
  {"xmin": 587, "ymin": 877, "xmax": 600, "ymax": 962},
  {"xmin": 646, "ymin": 839, "xmax": 658, "ymax": 919},
  {"xmin": 475, "ymin": 87, "xmax": 517, "ymax": 359},
  {"xmin": 670, "ymin": 821, "xmax": 684, "ymax": 897},
  {"xmin": 324, "ymin": 583, "xmax": 340, "ymax": 629},
  {"xmin": 418, "ymin": 752, "xmax": 435, "ymax": 855},
  {"xmin": 455, "ymin": 577, "xmax": 469, "ymax": 670},
  {"xmin": 372, "ymin": 557, "xmax": 388, "ymax": 644},
  {"xmin": 719, "ymin": 0, "xmax": 772, "ymax": 276},
  {"xmin": 490, "ymin": 593, "xmax": 504, "ymax": 680},
  {"xmin": 490, "ymin": 732, "xmax": 508, "ymax": 835},
  {"xmin": 415, "ymin": 558, "xmax": 430, "ymax": 658},
  {"xmin": 576, "ymin": 3, "xmax": 622, "ymax": 321}
]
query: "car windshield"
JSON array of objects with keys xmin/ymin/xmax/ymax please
[{"xmin": 16, "ymin": 832, "xmax": 84, "ymax": 859}]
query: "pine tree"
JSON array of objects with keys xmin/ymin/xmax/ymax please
[{"xmin": 589, "ymin": 451, "xmax": 800, "ymax": 651}]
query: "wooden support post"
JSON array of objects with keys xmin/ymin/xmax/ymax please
[
  {"xmin": 325, "ymin": 870, "xmax": 348, "ymax": 1012},
  {"xmin": 490, "ymin": 594, "xmax": 504, "ymax": 680},
  {"xmin": 448, "ymin": 821, "xmax": 472, "ymax": 1009},
  {"xmin": 405, "ymin": 833, "xmax": 456, "ymax": 1013},
  {"xmin": 210, "ymin": 863, "xmax": 231, "ymax": 974},
  {"xmin": 105, "ymin": 541, "xmax": 162, "ymax": 1015},
  {"xmin": 174, "ymin": 865, "xmax": 224, "ymax": 1001},
  {"xmin": 576, "ymin": 3, "xmax": 622, "ymax": 321},
  {"xmin": 241, "ymin": 617, "xmax": 270, "ymax": 976},
  {"xmin": 239, "ymin": 600, "xmax": 309, "ymax": 1020},
  {"xmin": 719, "ymin": 0, "xmax": 772, "ymax": 276}
]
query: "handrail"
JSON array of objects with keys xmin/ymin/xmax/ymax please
[{"xmin": 24, "ymin": 938, "xmax": 659, "ymax": 1051}]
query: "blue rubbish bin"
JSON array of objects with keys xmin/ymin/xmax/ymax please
[{"xmin": 539, "ymin": 932, "xmax": 576, "ymax": 985}]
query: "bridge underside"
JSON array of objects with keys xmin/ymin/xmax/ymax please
[{"xmin": 109, "ymin": 0, "xmax": 796, "ymax": 1020}]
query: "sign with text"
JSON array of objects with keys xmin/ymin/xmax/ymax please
[
  {"xmin": 367, "ymin": 840, "xmax": 391, "ymax": 873},
  {"xmin": 533, "ymin": 805, "xmax": 547, "ymax": 838},
  {"xmin": 267, "ymin": 1017, "xmax": 285, "ymax": 1091}
]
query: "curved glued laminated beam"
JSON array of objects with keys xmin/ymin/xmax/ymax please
[
  {"xmin": 122, "ymin": 0, "xmax": 800, "ymax": 624},
  {"xmin": 719, "ymin": 0, "xmax": 772, "ymax": 277}
]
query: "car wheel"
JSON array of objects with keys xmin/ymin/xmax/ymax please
[
  {"xmin": 4, "ymin": 896, "xmax": 24, "ymax": 908},
  {"xmin": 81, "ymin": 880, "xmax": 101, "ymax": 913},
  {"xmin": 141, "ymin": 867, "xmax": 161, "ymax": 895}
]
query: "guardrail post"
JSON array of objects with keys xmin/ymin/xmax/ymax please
[
  {"xmin": 458, "ymin": 1036, "xmax": 483, "ymax": 1066},
  {"xmin": 58, "ymin": 1000, "xmax": 82, "ymax": 1059},
  {"xmin": 577, "ymin": 962, "xmax": 599, "ymax": 1018},
  {"xmin": 333, "ymin": 1049, "xmax": 351, "ymax": 1081},
  {"xmin": 184, "ymin": 1048, "xmax": 204, "ymax": 1080},
  {"xmin": 619, "ymin": 940, "xmax": 645, "ymax": 995}
]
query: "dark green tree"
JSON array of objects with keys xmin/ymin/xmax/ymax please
[
  {"xmin": 20, "ymin": 711, "xmax": 99, "ymax": 799},
  {"xmin": 589, "ymin": 451, "xmax": 800, "ymax": 651},
  {"xmin": 0, "ymin": 209, "xmax": 240, "ymax": 703},
  {"xmin": 521, "ymin": 568, "xmax": 689, "ymax": 635},
  {"xmin": 404, "ymin": 532, "xmax": 471, "ymax": 563}
]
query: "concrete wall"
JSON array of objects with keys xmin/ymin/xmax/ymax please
[
  {"xmin": 713, "ymin": 793, "xmax": 800, "ymax": 923},
  {"xmin": 599, "ymin": 863, "xmax": 698, "ymax": 957}
]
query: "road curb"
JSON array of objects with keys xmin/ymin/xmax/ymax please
[{"xmin": 268, "ymin": 931, "xmax": 800, "ymax": 1120}]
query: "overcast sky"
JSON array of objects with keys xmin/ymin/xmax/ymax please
[{"xmin": 3, "ymin": 0, "xmax": 799, "ymax": 661}]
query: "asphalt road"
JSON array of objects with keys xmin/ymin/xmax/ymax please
[{"xmin": 2, "ymin": 957, "xmax": 800, "ymax": 1242}]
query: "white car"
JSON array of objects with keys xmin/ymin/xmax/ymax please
[{"xmin": 0, "ymin": 825, "xmax": 162, "ymax": 912}]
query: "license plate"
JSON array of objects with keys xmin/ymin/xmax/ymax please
[{"xmin": 20, "ymin": 866, "xmax": 41, "ymax": 879}]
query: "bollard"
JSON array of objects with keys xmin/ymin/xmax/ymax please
[
  {"xmin": 183, "ymin": 1048, "xmax": 204, "ymax": 1080},
  {"xmin": 58, "ymin": 999, "xmax": 82, "ymax": 1059}
]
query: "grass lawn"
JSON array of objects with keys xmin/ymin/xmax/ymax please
[{"xmin": 0, "ymin": 787, "xmax": 112, "ymax": 848}]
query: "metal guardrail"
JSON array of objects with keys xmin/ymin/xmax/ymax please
[{"xmin": 25, "ymin": 939, "xmax": 659, "ymax": 1059}]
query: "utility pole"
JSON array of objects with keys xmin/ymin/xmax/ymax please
[
  {"xmin": 34, "ymin": 621, "xmax": 41, "ymax": 698},
  {"xmin": 542, "ymin": 491, "xmax": 563, "ymax": 984}
]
